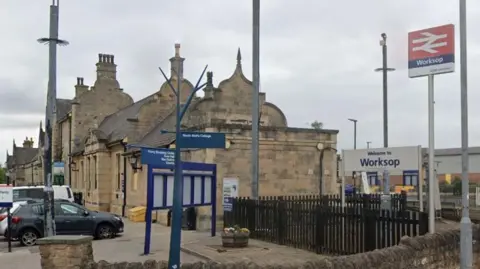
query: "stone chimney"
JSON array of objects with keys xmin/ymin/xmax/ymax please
[
  {"xmin": 23, "ymin": 137, "xmax": 34, "ymax": 148},
  {"xmin": 75, "ymin": 77, "xmax": 89, "ymax": 97},
  {"xmin": 170, "ymin": 44, "xmax": 185, "ymax": 79},
  {"xmin": 96, "ymin": 54, "xmax": 117, "ymax": 80},
  {"xmin": 204, "ymin": 71, "xmax": 214, "ymax": 99}
]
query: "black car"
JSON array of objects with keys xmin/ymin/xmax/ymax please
[{"xmin": 9, "ymin": 200, "xmax": 124, "ymax": 246}]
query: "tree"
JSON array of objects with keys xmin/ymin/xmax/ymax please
[
  {"xmin": 0, "ymin": 165, "xmax": 5, "ymax": 184},
  {"xmin": 310, "ymin": 121, "xmax": 324, "ymax": 130}
]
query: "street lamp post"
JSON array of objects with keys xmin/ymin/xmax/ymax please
[
  {"xmin": 459, "ymin": 0, "xmax": 473, "ymax": 267},
  {"xmin": 251, "ymin": 0, "xmax": 260, "ymax": 200},
  {"xmin": 348, "ymin": 118, "xmax": 358, "ymax": 190},
  {"xmin": 37, "ymin": 0, "xmax": 69, "ymax": 237},
  {"xmin": 374, "ymin": 33, "xmax": 395, "ymax": 208}
]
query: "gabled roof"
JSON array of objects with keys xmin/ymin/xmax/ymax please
[
  {"xmin": 12, "ymin": 147, "xmax": 38, "ymax": 166},
  {"xmin": 96, "ymin": 94, "xmax": 155, "ymax": 142},
  {"xmin": 129, "ymin": 103, "xmax": 197, "ymax": 151},
  {"xmin": 134, "ymin": 109, "xmax": 178, "ymax": 148}
]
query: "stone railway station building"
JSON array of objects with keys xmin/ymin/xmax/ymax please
[{"xmin": 6, "ymin": 44, "xmax": 339, "ymax": 227}]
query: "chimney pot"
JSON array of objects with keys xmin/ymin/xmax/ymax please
[
  {"xmin": 175, "ymin": 44, "xmax": 181, "ymax": 57},
  {"xmin": 98, "ymin": 54, "xmax": 102, "ymax": 63}
]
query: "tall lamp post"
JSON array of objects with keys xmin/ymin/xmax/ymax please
[
  {"xmin": 459, "ymin": 0, "xmax": 473, "ymax": 267},
  {"xmin": 374, "ymin": 33, "xmax": 395, "ymax": 207},
  {"xmin": 37, "ymin": 0, "xmax": 69, "ymax": 237},
  {"xmin": 348, "ymin": 118, "xmax": 357, "ymax": 190},
  {"xmin": 251, "ymin": 0, "xmax": 260, "ymax": 200}
]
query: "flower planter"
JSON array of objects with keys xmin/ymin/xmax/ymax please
[{"xmin": 221, "ymin": 232, "xmax": 250, "ymax": 248}]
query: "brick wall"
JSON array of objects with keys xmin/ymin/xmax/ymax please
[{"xmin": 45, "ymin": 225, "xmax": 480, "ymax": 269}]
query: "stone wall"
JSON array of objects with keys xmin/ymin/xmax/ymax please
[{"xmin": 40, "ymin": 225, "xmax": 480, "ymax": 269}]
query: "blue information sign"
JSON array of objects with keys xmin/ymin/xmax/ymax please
[
  {"xmin": 180, "ymin": 132, "xmax": 226, "ymax": 149},
  {"xmin": 223, "ymin": 197, "xmax": 233, "ymax": 212},
  {"xmin": 140, "ymin": 148, "xmax": 175, "ymax": 168}
]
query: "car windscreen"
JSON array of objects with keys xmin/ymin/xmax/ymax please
[{"xmin": 13, "ymin": 188, "xmax": 44, "ymax": 200}]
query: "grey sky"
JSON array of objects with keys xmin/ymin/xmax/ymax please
[{"xmin": 1, "ymin": 0, "xmax": 480, "ymax": 164}]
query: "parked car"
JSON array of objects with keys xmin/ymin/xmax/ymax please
[
  {"xmin": 0, "ymin": 199, "xmax": 43, "ymax": 238},
  {"xmin": 8, "ymin": 200, "xmax": 124, "ymax": 246},
  {"xmin": 13, "ymin": 185, "xmax": 74, "ymax": 202}
]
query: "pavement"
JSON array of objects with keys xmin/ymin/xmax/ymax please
[
  {"xmin": 0, "ymin": 220, "xmax": 203, "ymax": 269},
  {"xmin": 180, "ymin": 235, "xmax": 326, "ymax": 266},
  {"xmin": 0, "ymin": 219, "xmax": 327, "ymax": 268}
]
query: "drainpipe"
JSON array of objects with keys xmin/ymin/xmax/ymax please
[
  {"xmin": 319, "ymin": 150, "xmax": 325, "ymax": 195},
  {"xmin": 120, "ymin": 140, "xmax": 128, "ymax": 217},
  {"xmin": 68, "ymin": 116, "xmax": 72, "ymax": 186}
]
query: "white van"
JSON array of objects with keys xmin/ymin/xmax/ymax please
[{"xmin": 12, "ymin": 185, "xmax": 74, "ymax": 202}]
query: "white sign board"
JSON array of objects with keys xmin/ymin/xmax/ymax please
[
  {"xmin": 342, "ymin": 146, "xmax": 421, "ymax": 172},
  {"xmin": 223, "ymin": 178, "xmax": 239, "ymax": 200},
  {"xmin": 223, "ymin": 178, "xmax": 239, "ymax": 212},
  {"xmin": 0, "ymin": 187, "xmax": 13, "ymax": 207}
]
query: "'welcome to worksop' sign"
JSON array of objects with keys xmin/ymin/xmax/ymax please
[{"xmin": 342, "ymin": 146, "xmax": 421, "ymax": 172}]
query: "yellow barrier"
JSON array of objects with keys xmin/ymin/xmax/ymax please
[{"xmin": 128, "ymin": 206, "xmax": 146, "ymax": 222}]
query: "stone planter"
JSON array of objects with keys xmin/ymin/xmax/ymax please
[{"xmin": 221, "ymin": 232, "xmax": 250, "ymax": 248}]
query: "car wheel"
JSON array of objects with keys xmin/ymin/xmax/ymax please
[
  {"xmin": 20, "ymin": 229, "xmax": 39, "ymax": 246},
  {"xmin": 95, "ymin": 224, "xmax": 114, "ymax": 240}
]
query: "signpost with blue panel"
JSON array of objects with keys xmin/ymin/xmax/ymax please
[
  {"xmin": 180, "ymin": 132, "xmax": 226, "ymax": 149},
  {"xmin": 137, "ymin": 132, "xmax": 225, "ymax": 256}
]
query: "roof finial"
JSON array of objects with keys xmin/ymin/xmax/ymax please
[{"xmin": 237, "ymin": 48, "xmax": 242, "ymax": 64}]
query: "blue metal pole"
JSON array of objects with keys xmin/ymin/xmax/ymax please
[
  {"xmin": 144, "ymin": 166, "xmax": 153, "ymax": 255},
  {"xmin": 211, "ymin": 166, "xmax": 217, "ymax": 237},
  {"xmin": 157, "ymin": 64, "xmax": 208, "ymax": 269},
  {"xmin": 168, "ymin": 75, "xmax": 183, "ymax": 269}
]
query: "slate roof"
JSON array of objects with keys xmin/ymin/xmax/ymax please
[
  {"xmin": 70, "ymin": 93, "xmax": 158, "ymax": 155},
  {"xmin": 133, "ymin": 109, "xmax": 178, "ymax": 148},
  {"xmin": 96, "ymin": 94, "xmax": 155, "ymax": 142},
  {"xmin": 12, "ymin": 147, "xmax": 38, "ymax": 165},
  {"xmin": 56, "ymin": 98, "xmax": 72, "ymax": 121}
]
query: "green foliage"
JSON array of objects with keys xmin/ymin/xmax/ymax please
[
  {"xmin": 310, "ymin": 121, "xmax": 323, "ymax": 130},
  {"xmin": 0, "ymin": 166, "xmax": 5, "ymax": 184}
]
